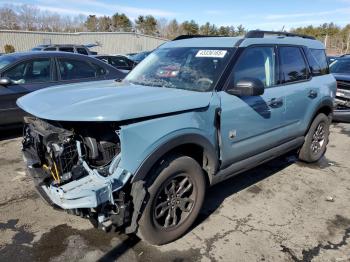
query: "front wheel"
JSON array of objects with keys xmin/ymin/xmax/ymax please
[
  {"xmin": 137, "ymin": 155, "xmax": 206, "ymax": 245},
  {"xmin": 299, "ymin": 113, "xmax": 330, "ymax": 162}
]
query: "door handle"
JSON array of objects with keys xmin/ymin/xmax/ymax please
[
  {"xmin": 308, "ymin": 90, "xmax": 318, "ymax": 99},
  {"xmin": 268, "ymin": 97, "xmax": 283, "ymax": 108}
]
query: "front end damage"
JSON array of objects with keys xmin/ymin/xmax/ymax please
[{"xmin": 22, "ymin": 117, "xmax": 144, "ymax": 231}]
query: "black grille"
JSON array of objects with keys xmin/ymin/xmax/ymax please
[{"xmin": 337, "ymin": 80, "xmax": 350, "ymax": 91}]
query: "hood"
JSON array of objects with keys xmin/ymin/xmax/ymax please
[
  {"xmin": 332, "ymin": 73, "xmax": 350, "ymax": 82},
  {"xmin": 17, "ymin": 80, "xmax": 212, "ymax": 122}
]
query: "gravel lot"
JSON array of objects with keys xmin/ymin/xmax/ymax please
[{"xmin": 0, "ymin": 123, "xmax": 350, "ymax": 262}]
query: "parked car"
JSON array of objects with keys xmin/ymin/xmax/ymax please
[
  {"xmin": 327, "ymin": 55, "xmax": 339, "ymax": 64},
  {"xmin": 129, "ymin": 51, "xmax": 151, "ymax": 64},
  {"xmin": 31, "ymin": 44, "xmax": 97, "ymax": 55},
  {"xmin": 125, "ymin": 52, "xmax": 137, "ymax": 58},
  {"xmin": 92, "ymin": 55, "xmax": 135, "ymax": 73},
  {"xmin": 0, "ymin": 52, "xmax": 125, "ymax": 127},
  {"xmin": 329, "ymin": 57, "xmax": 350, "ymax": 122},
  {"xmin": 18, "ymin": 31, "xmax": 336, "ymax": 245}
]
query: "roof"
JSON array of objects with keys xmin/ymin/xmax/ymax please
[
  {"xmin": 160, "ymin": 35, "xmax": 325, "ymax": 50},
  {"xmin": 1, "ymin": 51, "xmax": 88, "ymax": 59}
]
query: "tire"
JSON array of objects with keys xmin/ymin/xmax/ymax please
[
  {"xmin": 298, "ymin": 113, "xmax": 330, "ymax": 163},
  {"xmin": 137, "ymin": 155, "xmax": 206, "ymax": 245}
]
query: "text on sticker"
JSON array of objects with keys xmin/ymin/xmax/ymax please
[{"xmin": 196, "ymin": 50, "xmax": 227, "ymax": 58}]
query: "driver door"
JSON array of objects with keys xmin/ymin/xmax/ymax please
[
  {"xmin": 219, "ymin": 46, "xmax": 288, "ymax": 167},
  {"xmin": 0, "ymin": 58, "xmax": 55, "ymax": 125}
]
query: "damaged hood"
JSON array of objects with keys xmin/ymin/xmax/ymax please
[{"xmin": 17, "ymin": 80, "xmax": 212, "ymax": 122}]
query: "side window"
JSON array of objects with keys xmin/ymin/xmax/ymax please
[
  {"xmin": 110, "ymin": 57, "xmax": 129, "ymax": 67},
  {"xmin": 77, "ymin": 48, "xmax": 88, "ymax": 55},
  {"xmin": 310, "ymin": 49, "xmax": 329, "ymax": 75},
  {"xmin": 98, "ymin": 57, "xmax": 109, "ymax": 63},
  {"xmin": 304, "ymin": 48, "xmax": 322, "ymax": 76},
  {"xmin": 58, "ymin": 58, "xmax": 96, "ymax": 80},
  {"xmin": 232, "ymin": 46, "xmax": 277, "ymax": 88},
  {"xmin": 59, "ymin": 47, "xmax": 74, "ymax": 53},
  {"xmin": 3, "ymin": 59, "xmax": 51, "ymax": 84},
  {"xmin": 279, "ymin": 47, "xmax": 308, "ymax": 83},
  {"xmin": 44, "ymin": 47, "xmax": 56, "ymax": 51},
  {"xmin": 92, "ymin": 63, "xmax": 107, "ymax": 76}
]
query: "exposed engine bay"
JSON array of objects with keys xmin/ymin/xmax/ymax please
[
  {"xmin": 22, "ymin": 117, "xmax": 140, "ymax": 231},
  {"xmin": 23, "ymin": 117, "xmax": 120, "ymax": 185}
]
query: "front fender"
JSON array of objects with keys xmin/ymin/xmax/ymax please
[
  {"xmin": 131, "ymin": 132, "xmax": 219, "ymax": 183},
  {"xmin": 117, "ymin": 103, "xmax": 220, "ymax": 184}
]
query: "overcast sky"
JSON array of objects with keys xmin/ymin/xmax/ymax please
[{"xmin": 1, "ymin": 0, "xmax": 350, "ymax": 30}]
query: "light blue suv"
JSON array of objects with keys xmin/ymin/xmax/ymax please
[{"xmin": 18, "ymin": 30, "xmax": 336, "ymax": 245}]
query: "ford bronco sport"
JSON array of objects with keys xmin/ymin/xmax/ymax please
[{"xmin": 18, "ymin": 30, "xmax": 336, "ymax": 245}]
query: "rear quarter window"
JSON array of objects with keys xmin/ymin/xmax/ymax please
[{"xmin": 307, "ymin": 49, "xmax": 329, "ymax": 76}]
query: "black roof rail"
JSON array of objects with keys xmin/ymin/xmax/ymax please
[
  {"xmin": 245, "ymin": 30, "xmax": 316, "ymax": 40},
  {"xmin": 172, "ymin": 35, "xmax": 225, "ymax": 41}
]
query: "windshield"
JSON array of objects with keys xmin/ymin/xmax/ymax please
[
  {"xmin": 0, "ymin": 55, "xmax": 17, "ymax": 70},
  {"xmin": 125, "ymin": 47, "xmax": 234, "ymax": 92},
  {"xmin": 330, "ymin": 59, "xmax": 350, "ymax": 74}
]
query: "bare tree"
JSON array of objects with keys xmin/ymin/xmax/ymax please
[
  {"xmin": 0, "ymin": 6, "xmax": 19, "ymax": 30},
  {"xmin": 18, "ymin": 4, "xmax": 40, "ymax": 30},
  {"xmin": 156, "ymin": 18, "xmax": 168, "ymax": 38}
]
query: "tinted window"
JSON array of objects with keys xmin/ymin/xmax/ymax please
[
  {"xmin": 3, "ymin": 59, "xmax": 51, "ymax": 84},
  {"xmin": 92, "ymin": 63, "xmax": 107, "ymax": 76},
  {"xmin": 304, "ymin": 48, "xmax": 321, "ymax": 76},
  {"xmin": 110, "ymin": 57, "xmax": 129, "ymax": 67},
  {"xmin": 310, "ymin": 49, "xmax": 328, "ymax": 75},
  {"xmin": 77, "ymin": 48, "xmax": 88, "ymax": 55},
  {"xmin": 58, "ymin": 58, "xmax": 96, "ymax": 80},
  {"xmin": 232, "ymin": 46, "xmax": 277, "ymax": 88},
  {"xmin": 59, "ymin": 47, "xmax": 74, "ymax": 53},
  {"xmin": 280, "ymin": 47, "xmax": 308, "ymax": 83},
  {"xmin": 97, "ymin": 57, "xmax": 109, "ymax": 63},
  {"xmin": 44, "ymin": 47, "xmax": 56, "ymax": 51},
  {"xmin": 305, "ymin": 48, "xmax": 328, "ymax": 76}
]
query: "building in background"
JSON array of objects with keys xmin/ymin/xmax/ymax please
[{"xmin": 0, "ymin": 30, "xmax": 167, "ymax": 54}]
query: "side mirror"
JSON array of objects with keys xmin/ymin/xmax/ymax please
[
  {"xmin": 226, "ymin": 78, "xmax": 265, "ymax": 96},
  {"xmin": 0, "ymin": 77, "xmax": 11, "ymax": 86}
]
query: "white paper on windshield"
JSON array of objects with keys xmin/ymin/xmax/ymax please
[{"xmin": 195, "ymin": 50, "xmax": 227, "ymax": 58}]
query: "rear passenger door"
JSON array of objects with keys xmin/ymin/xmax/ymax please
[
  {"xmin": 56, "ymin": 58, "xmax": 107, "ymax": 84},
  {"xmin": 219, "ymin": 46, "xmax": 288, "ymax": 167},
  {"xmin": 279, "ymin": 46, "xmax": 317, "ymax": 138}
]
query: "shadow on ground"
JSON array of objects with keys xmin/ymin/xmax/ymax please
[
  {"xmin": 193, "ymin": 152, "xmax": 298, "ymax": 227},
  {"xmin": 0, "ymin": 126, "xmax": 22, "ymax": 141}
]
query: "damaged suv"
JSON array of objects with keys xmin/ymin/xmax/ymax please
[{"xmin": 18, "ymin": 31, "xmax": 336, "ymax": 245}]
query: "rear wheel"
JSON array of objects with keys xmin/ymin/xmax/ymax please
[
  {"xmin": 137, "ymin": 155, "xmax": 206, "ymax": 245},
  {"xmin": 299, "ymin": 113, "xmax": 330, "ymax": 162}
]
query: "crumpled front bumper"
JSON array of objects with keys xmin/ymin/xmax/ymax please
[{"xmin": 25, "ymin": 158, "xmax": 131, "ymax": 210}]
